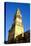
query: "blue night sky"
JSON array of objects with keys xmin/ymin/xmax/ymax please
[{"xmin": 5, "ymin": 2, "xmax": 30, "ymax": 41}]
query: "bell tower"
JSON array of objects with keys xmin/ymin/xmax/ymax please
[{"xmin": 14, "ymin": 8, "xmax": 24, "ymax": 38}]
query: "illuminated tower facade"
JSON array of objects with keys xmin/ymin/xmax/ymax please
[{"xmin": 14, "ymin": 9, "xmax": 24, "ymax": 38}]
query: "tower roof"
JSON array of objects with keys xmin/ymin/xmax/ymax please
[
  {"xmin": 14, "ymin": 8, "xmax": 22, "ymax": 20},
  {"xmin": 16, "ymin": 8, "xmax": 22, "ymax": 17},
  {"xmin": 17, "ymin": 8, "xmax": 20, "ymax": 12}
]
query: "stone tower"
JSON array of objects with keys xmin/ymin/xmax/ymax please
[
  {"xmin": 8, "ymin": 8, "xmax": 24, "ymax": 43},
  {"xmin": 14, "ymin": 8, "xmax": 24, "ymax": 38}
]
